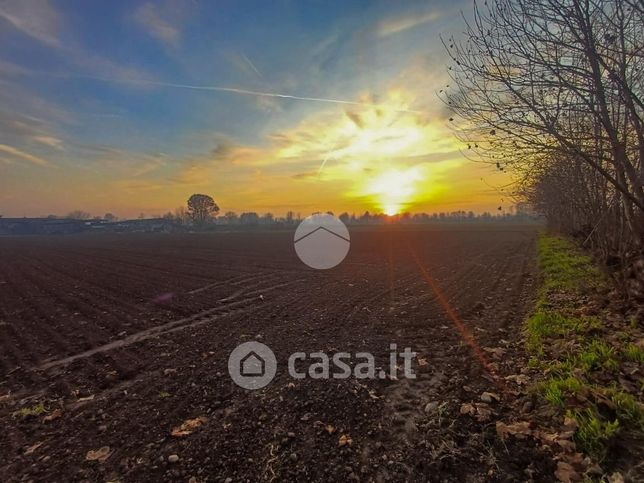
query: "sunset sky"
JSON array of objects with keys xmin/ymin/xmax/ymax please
[{"xmin": 0, "ymin": 0, "xmax": 512, "ymax": 218}]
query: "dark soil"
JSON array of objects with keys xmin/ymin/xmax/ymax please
[{"xmin": 0, "ymin": 225, "xmax": 556, "ymax": 481}]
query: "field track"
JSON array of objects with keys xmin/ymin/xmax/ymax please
[{"xmin": 0, "ymin": 225, "xmax": 548, "ymax": 481}]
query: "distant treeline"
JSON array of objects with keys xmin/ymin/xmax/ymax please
[
  {"xmin": 205, "ymin": 209, "xmax": 540, "ymax": 226},
  {"xmin": 0, "ymin": 208, "xmax": 540, "ymax": 235}
]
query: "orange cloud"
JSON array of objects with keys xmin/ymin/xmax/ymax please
[{"xmin": 0, "ymin": 143, "xmax": 50, "ymax": 166}]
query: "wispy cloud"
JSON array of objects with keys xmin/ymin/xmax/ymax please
[
  {"xmin": 133, "ymin": 2, "xmax": 180, "ymax": 47},
  {"xmin": 0, "ymin": 77, "xmax": 72, "ymax": 163},
  {"xmin": 73, "ymin": 52, "xmax": 151, "ymax": 84},
  {"xmin": 71, "ymin": 145, "xmax": 167, "ymax": 177},
  {"xmin": 32, "ymin": 135, "xmax": 63, "ymax": 149},
  {"xmin": 130, "ymin": 157, "xmax": 165, "ymax": 177},
  {"xmin": 0, "ymin": 103, "xmax": 69, "ymax": 154},
  {"xmin": 376, "ymin": 10, "xmax": 441, "ymax": 37},
  {"xmin": 0, "ymin": 1, "xmax": 152, "ymax": 85},
  {"xmin": 0, "ymin": 0, "xmax": 61, "ymax": 46},
  {"xmin": 0, "ymin": 109, "xmax": 51, "ymax": 139},
  {"xmin": 0, "ymin": 143, "xmax": 49, "ymax": 166},
  {"xmin": 0, "ymin": 59, "xmax": 31, "ymax": 76}
]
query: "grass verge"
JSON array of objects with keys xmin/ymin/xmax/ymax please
[{"xmin": 526, "ymin": 234, "xmax": 644, "ymax": 465}]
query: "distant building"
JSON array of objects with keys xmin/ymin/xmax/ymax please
[
  {"xmin": 111, "ymin": 218, "xmax": 179, "ymax": 233},
  {"xmin": 0, "ymin": 217, "xmax": 180, "ymax": 235},
  {"xmin": 0, "ymin": 218, "xmax": 87, "ymax": 235}
]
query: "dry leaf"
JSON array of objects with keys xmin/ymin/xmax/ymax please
[
  {"xmin": 474, "ymin": 404, "xmax": 493, "ymax": 422},
  {"xmin": 481, "ymin": 391, "xmax": 500, "ymax": 403},
  {"xmin": 535, "ymin": 431, "xmax": 558, "ymax": 443},
  {"xmin": 86, "ymin": 446, "xmax": 111, "ymax": 462},
  {"xmin": 554, "ymin": 461, "xmax": 581, "ymax": 482},
  {"xmin": 563, "ymin": 416, "xmax": 578, "ymax": 430},
  {"xmin": 505, "ymin": 374, "xmax": 529, "ymax": 385},
  {"xmin": 460, "ymin": 403, "xmax": 476, "ymax": 415},
  {"xmin": 417, "ymin": 357, "xmax": 429, "ymax": 366},
  {"xmin": 557, "ymin": 439, "xmax": 577, "ymax": 452},
  {"xmin": 325, "ymin": 424, "xmax": 335, "ymax": 434},
  {"xmin": 338, "ymin": 434, "xmax": 353, "ymax": 447},
  {"xmin": 460, "ymin": 402, "xmax": 492, "ymax": 422},
  {"xmin": 534, "ymin": 431, "xmax": 577, "ymax": 452},
  {"xmin": 25, "ymin": 442, "xmax": 43, "ymax": 455},
  {"xmin": 44, "ymin": 409, "xmax": 62, "ymax": 422},
  {"xmin": 585, "ymin": 461, "xmax": 603, "ymax": 475},
  {"xmin": 560, "ymin": 452, "xmax": 584, "ymax": 465},
  {"xmin": 171, "ymin": 416, "xmax": 208, "ymax": 437},
  {"xmin": 607, "ymin": 472, "xmax": 624, "ymax": 483},
  {"xmin": 496, "ymin": 421, "xmax": 532, "ymax": 440}
]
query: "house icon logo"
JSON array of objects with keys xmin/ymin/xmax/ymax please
[
  {"xmin": 228, "ymin": 341, "xmax": 276, "ymax": 390},
  {"xmin": 240, "ymin": 350, "xmax": 265, "ymax": 377},
  {"xmin": 294, "ymin": 213, "xmax": 350, "ymax": 269}
]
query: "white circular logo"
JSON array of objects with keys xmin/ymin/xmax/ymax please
[
  {"xmin": 228, "ymin": 341, "xmax": 277, "ymax": 390},
  {"xmin": 293, "ymin": 214, "xmax": 350, "ymax": 269}
]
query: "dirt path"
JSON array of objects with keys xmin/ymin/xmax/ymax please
[{"xmin": 0, "ymin": 225, "xmax": 550, "ymax": 481}]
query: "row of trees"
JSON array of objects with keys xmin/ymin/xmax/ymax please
[
  {"xmin": 445, "ymin": 0, "xmax": 643, "ymax": 299},
  {"xmin": 64, "ymin": 211, "xmax": 118, "ymax": 221},
  {"xmin": 59, "ymin": 193, "xmax": 536, "ymax": 226},
  {"xmin": 57, "ymin": 195, "xmax": 220, "ymax": 225},
  {"xmin": 164, "ymin": 208, "xmax": 536, "ymax": 226}
]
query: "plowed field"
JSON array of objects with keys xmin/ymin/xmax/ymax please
[{"xmin": 0, "ymin": 225, "xmax": 550, "ymax": 481}]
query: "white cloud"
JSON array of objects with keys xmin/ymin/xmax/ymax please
[
  {"xmin": 0, "ymin": 0, "xmax": 61, "ymax": 46},
  {"xmin": 133, "ymin": 3, "xmax": 180, "ymax": 47}
]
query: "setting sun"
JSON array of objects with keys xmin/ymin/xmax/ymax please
[
  {"xmin": 284, "ymin": 94, "xmax": 471, "ymax": 216},
  {"xmin": 362, "ymin": 167, "xmax": 424, "ymax": 215}
]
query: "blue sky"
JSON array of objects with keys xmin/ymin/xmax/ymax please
[{"xmin": 0, "ymin": 0, "xmax": 511, "ymax": 218}]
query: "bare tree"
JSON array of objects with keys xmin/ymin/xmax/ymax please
[
  {"xmin": 444, "ymin": 0, "xmax": 643, "ymax": 297},
  {"xmin": 173, "ymin": 206, "xmax": 189, "ymax": 225}
]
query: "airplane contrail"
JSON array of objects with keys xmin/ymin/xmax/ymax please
[
  {"xmin": 62, "ymin": 74, "xmax": 422, "ymax": 114},
  {"xmin": 242, "ymin": 53, "xmax": 263, "ymax": 78},
  {"xmin": 317, "ymin": 140, "xmax": 339, "ymax": 176}
]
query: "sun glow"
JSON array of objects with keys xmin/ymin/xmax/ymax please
[
  {"xmin": 363, "ymin": 167, "xmax": 425, "ymax": 215},
  {"xmin": 383, "ymin": 204, "xmax": 401, "ymax": 216},
  {"xmin": 266, "ymin": 90, "xmax": 463, "ymax": 215}
]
